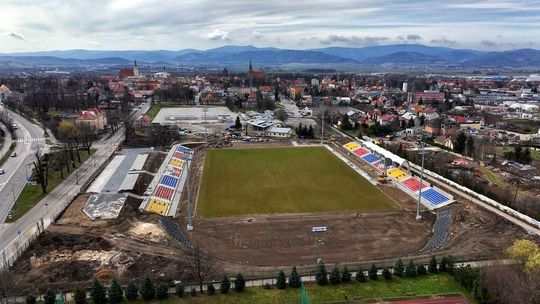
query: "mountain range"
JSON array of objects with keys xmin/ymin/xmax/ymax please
[{"xmin": 2, "ymin": 44, "xmax": 540, "ymax": 68}]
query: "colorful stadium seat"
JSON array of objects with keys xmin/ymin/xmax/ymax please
[
  {"xmin": 160, "ymin": 174, "xmax": 178, "ymax": 188},
  {"xmin": 387, "ymin": 168, "xmax": 410, "ymax": 180},
  {"xmin": 353, "ymin": 148, "xmax": 369, "ymax": 157},
  {"xmin": 401, "ymin": 177, "xmax": 428, "ymax": 192},
  {"xmin": 420, "ymin": 188, "xmax": 450, "ymax": 206},
  {"xmin": 362, "ymin": 153, "xmax": 380, "ymax": 164},
  {"xmin": 155, "ymin": 185, "xmax": 175, "ymax": 201},
  {"xmin": 343, "ymin": 142, "xmax": 360, "ymax": 151},
  {"xmin": 170, "ymin": 158, "xmax": 185, "ymax": 168}
]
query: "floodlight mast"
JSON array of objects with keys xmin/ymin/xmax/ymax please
[{"xmin": 186, "ymin": 152, "xmax": 193, "ymax": 231}]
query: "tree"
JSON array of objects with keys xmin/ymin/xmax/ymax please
[
  {"xmin": 329, "ymin": 266, "xmax": 341, "ymax": 285},
  {"xmin": 341, "ymin": 266, "xmax": 351, "ymax": 283},
  {"xmin": 417, "ymin": 264, "xmax": 427, "ymax": 275},
  {"xmin": 406, "ymin": 260, "xmax": 417, "ymax": 277},
  {"xmin": 440, "ymin": 256, "xmax": 455, "ymax": 273},
  {"xmin": 234, "ymin": 273, "xmax": 245, "ymax": 293},
  {"xmin": 289, "ymin": 266, "xmax": 301, "ymax": 288},
  {"xmin": 340, "ymin": 113, "xmax": 353, "ymax": 130},
  {"xmin": 465, "ymin": 136, "xmax": 475, "ymax": 157},
  {"xmin": 355, "ymin": 267, "xmax": 366, "ymax": 283},
  {"xmin": 25, "ymin": 294, "xmax": 36, "ymax": 304},
  {"xmin": 394, "ymin": 259, "xmax": 404, "ymax": 277},
  {"xmin": 139, "ymin": 277, "xmax": 155, "ymax": 301},
  {"xmin": 235, "ymin": 116, "xmax": 242, "ymax": 130},
  {"xmin": 368, "ymin": 264, "xmax": 378, "ymax": 280},
  {"xmin": 44, "ymin": 288, "xmax": 56, "ymax": 304},
  {"xmin": 126, "ymin": 283, "xmax": 138, "ymax": 301},
  {"xmin": 275, "ymin": 109, "xmax": 288, "ymax": 122},
  {"xmin": 155, "ymin": 284, "xmax": 168, "ymax": 300},
  {"xmin": 73, "ymin": 287, "xmax": 87, "ymax": 304},
  {"xmin": 454, "ymin": 132, "xmax": 467, "ymax": 154},
  {"xmin": 0, "ymin": 271, "xmax": 16, "ymax": 304},
  {"xmin": 185, "ymin": 247, "xmax": 220, "ymax": 294},
  {"xmin": 276, "ymin": 270, "xmax": 287, "ymax": 289},
  {"xmin": 220, "ymin": 275, "xmax": 231, "ymax": 294},
  {"xmin": 33, "ymin": 149, "xmax": 52, "ymax": 194},
  {"xmin": 316, "ymin": 262, "xmax": 328, "ymax": 286},
  {"xmin": 107, "ymin": 278, "xmax": 124, "ymax": 304},
  {"xmin": 207, "ymin": 283, "xmax": 216, "ymax": 296},
  {"xmin": 382, "ymin": 268, "xmax": 392, "ymax": 280},
  {"xmin": 429, "ymin": 257, "xmax": 438, "ymax": 273},
  {"xmin": 174, "ymin": 283, "xmax": 184, "ymax": 298},
  {"xmin": 408, "ymin": 117, "xmax": 415, "ymax": 128},
  {"xmin": 91, "ymin": 279, "xmax": 107, "ymax": 304}
]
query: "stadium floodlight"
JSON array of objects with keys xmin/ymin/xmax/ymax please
[
  {"xmin": 416, "ymin": 137, "xmax": 429, "ymax": 220},
  {"xmin": 186, "ymin": 151, "xmax": 194, "ymax": 231}
]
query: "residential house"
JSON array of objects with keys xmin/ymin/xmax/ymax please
[{"xmin": 75, "ymin": 108, "xmax": 108, "ymax": 132}]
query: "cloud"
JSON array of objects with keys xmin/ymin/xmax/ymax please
[
  {"xmin": 406, "ymin": 34, "xmax": 422, "ymax": 40},
  {"xmin": 430, "ymin": 38, "xmax": 457, "ymax": 45},
  {"xmin": 318, "ymin": 35, "xmax": 389, "ymax": 46},
  {"xmin": 481, "ymin": 40, "xmax": 498, "ymax": 47},
  {"xmin": 8, "ymin": 32, "xmax": 26, "ymax": 41},
  {"xmin": 252, "ymin": 31, "xmax": 262, "ymax": 39},
  {"xmin": 207, "ymin": 29, "xmax": 230, "ymax": 41}
]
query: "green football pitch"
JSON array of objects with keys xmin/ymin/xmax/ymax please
[{"xmin": 197, "ymin": 147, "xmax": 397, "ymax": 218}]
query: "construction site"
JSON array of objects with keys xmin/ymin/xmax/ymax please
[{"xmin": 7, "ymin": 138, "xmax": 540, "ymax": 293}]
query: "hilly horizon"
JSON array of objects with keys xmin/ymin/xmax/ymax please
[{"xmin": 2, "ymin": 44, "xmax": 540, "ymax": 69}]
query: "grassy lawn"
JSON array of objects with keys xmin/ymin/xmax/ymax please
[
  {"xmin": 479, "ymin": 167, "xmax": 504, "ymax": 187},
  {"xmin": 131, "ymin": 274, "xmax": 474, "ymax": 303},
  {"xmin": 5, "ymin": 149, "xmax": 95, "ymax": 223},
  {"xmin": 197, "ymin": 147, "xmax": 397, "ymax": 218},
  {"xmin": 495, "ymin": 146, "xmax": 540, "ymax": 161}
]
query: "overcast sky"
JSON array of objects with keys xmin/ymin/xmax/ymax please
[{"xmin": 2, "ymin": 0, "xmax": 540, "ymax": 52}]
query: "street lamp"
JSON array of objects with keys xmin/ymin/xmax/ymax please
[
  {"xmin": 186, "ymin": 152, "xmax": 194, "ymax": 231},
  {"xmin": 416, "ymin": 135, "xmax": 430, "ymax": 220},
  {"xmin": 316, "ymin": 239, "xmax": 323, "ymax": 264}
]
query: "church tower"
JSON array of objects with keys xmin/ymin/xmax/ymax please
[{"xmin": 133, "ymin": 60, "xmax": 140, "ymax": 77}]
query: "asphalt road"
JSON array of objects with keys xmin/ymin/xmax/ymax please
[{"xmin": 0, "ymin": 107, "xmax": 48, "ymax": 223}]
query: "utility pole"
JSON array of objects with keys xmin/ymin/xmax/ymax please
[
  {"xmin": 186, "ymin": 152, "xmax": 193, "ymax": 231},
  {"xmin": 416, "ymin": 134, "xmax": 427, "ymax": 220},
  {"xmin": 320, "ymin": 107, "xmax": 324, "ymax": 145}
]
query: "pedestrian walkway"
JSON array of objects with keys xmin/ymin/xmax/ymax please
[{"xmin": 13, "ymin": 137, "xmax": 46, "ymax": 143}]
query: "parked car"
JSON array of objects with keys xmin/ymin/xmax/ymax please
[
  {"xmin": 11, "ymin": 152, "xmax": 17, "ymax": 157},
  {"xmin": 0, "ymin": 169, "xmax": 5, "ymax": 174}
]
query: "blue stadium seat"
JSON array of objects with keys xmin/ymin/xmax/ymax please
[
  {"xmin": 160, "ymin": 174, "xmax": 178, "ymax": 188},
  {"xmin": 420, "ymin": 188, "xmax": 449, "ymax": 206},
  {"xmin": 361, "ymin": 153, "xmax": 380, "ymax": 164}
]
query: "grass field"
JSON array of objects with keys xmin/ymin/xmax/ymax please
[
  {"xmin": 131, "ymin": 274, "xmax": 474, "ymax": 304},
  {"xmin": 197, "ymin": 147, "xmax": 397, "ymax": 218}
]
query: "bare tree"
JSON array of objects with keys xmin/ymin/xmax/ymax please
[
  {"xmin": 484, "ymin": 265, "xmax": 540, "ymax": 304},
  {"xmin": 33, "ymin": 149, "xmax": 51, "ymax": 194},
  {"xmin": 184, "ymin": 247, "xmax": 221, "ymax": 294}
]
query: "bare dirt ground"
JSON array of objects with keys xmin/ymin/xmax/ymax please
[{"xmin": 9, "ymin": 140, "xmax": 540, "ymax": 288}]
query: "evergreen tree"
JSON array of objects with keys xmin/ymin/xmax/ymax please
[
  {"xmin": 417, "ymin": 264, "xmax": 427, "ymax": 275},
  {"xmin": 276, "ymin": 270, "xmax": 287, "ymax": 289},
  {"xmin": 235, "ymin": 116, "xmax": 242, "ymax": 129},
  {"xmin": 440, "ymin": 256, "xmax": 448, "ymax": 272},
  {"xmin": 394, "ymin": 258, "xmax": 405, "ymax": 277},
  {"xmin": 289, "ymin": 266, "xmax": 301, "ymax": 288},
  {"xmin": 406, "ymin": 260, "xmax": 417, "ymax": 277},
  {"xmin": 329, "ymin": 266, "xmax": 341, "ymax": 285},
  {"xmin": 382, "ymin": 268, "xmax": 392, "ymax": 280},
  {"xmin": 190, "ymin": 288, "xmax": 197, "ymax": 297},
  {"xmin": 368, "ymin": 264, "xmax": 378, "ymax": 281},
  {"xmin": 355, "ymin": 267, "xmax": 366, "ymax": 283},
  {"xmin": 428, "ymin": 256, "xmax": 438, "ymax": 273},
  {"xmin": 315, "ymin": 262, "xmax": 328, "ymax": 286},
  {"xmin": 139, "ymin": 277, "xmax": 155, "ymax": 301},
  {"xmin": 453, "ymin": 132, "xmax": 467, "ymax": 154},
  {"xmin": 220, "ymin": 275, "xmax": 231, "ymax": 294},
  {"xmin": 174, "ymin": 283, "xmax": 184, "ymax": 298},
  {"xmin": 26, "ymin": 294, "xmax": 36, "ymax": 304},
  {"xmin": 107, "ymin": 278, "xmax": 124, "ymax": 304},
  {"xmin": 207, "ymin": 283, "xmax": 216, "ymax": 296},
  {"xmin": 341, "ymin": 114, "xmax": 353, "ymax": 130},
  {"xmin": 90, "ymin": 279, "xmax": 107, "ymax": 304},
  {"xmin": 465, "ymin": 136, "xmax": 475, "ymax": 157},
  {"xmin": 341, "ymin": 266, "xmax": 352, "ymax": 283},
  {"xmin": 44, "ymin": 289, "xmax": 56, "ymax": 304},
  {"xmin": 73, "ymin": 287, "xmax": 86, "ymax": 304},
  {"xmin": 126, "ymin": 283, "xmax": 138, "ymax": 301},
  {"xmin": 234, "ymin": 273, "xmax": 245, "ymax": 293},
  {"xmin": 155, "ymin": 284, "xmax": 168, "ymax": 300},
  {"xmin": 408, "ymin": 117, "xmax": 415, "ymax": 128},
  {"xmin": 446, "ymin": 256, "xmax": 456, "ymax": 274},
  {"xmin": 308, "ymin": 125, "xmax": 314, "ymax": 139}
]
